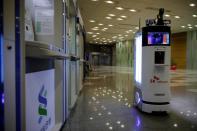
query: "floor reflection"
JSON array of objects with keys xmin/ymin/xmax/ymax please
[{"xmin": 62, "ymin": 66, "xmax": 197, "ymax": 131}]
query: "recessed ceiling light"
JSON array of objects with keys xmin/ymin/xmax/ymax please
[
  {"xmin": 117, "ymin": 18, "xmax": 123, "ymax": 20},
  {"xmin": 108, "ymin": 24, "xmax": 113, "ymax": 27},
  {"xmin": 106, "ymin": 16, "xmax": 112, "ymax": 19},
  {"xmin": 187, "ymin": 24, "xmax": 192, "ymax": 26},
  {"xmin": 89, "ymin": 20, "xmax": 96, "ymax": 22},
  {"xmin": 165, "ymin": 14, "xmax": 170, "ymax": 17},
  {"xmin": 188, "ymin": 26, "xmax": 193, "ymax": 29},
  {"xmin": 174, "ymin": 15, "xmax": 181, "ymax": 19},
  {"xmin": 108, "ymin": 14, "xmax": 116, "ymax": 17},
  {"xmin": 116, "ymin": 7, "xmax": 124, "ymax": 10},
  {"xmin": 135, "ymin": 27, "xmax": 139, "ymax": 30},
  {"xmin": 181, "ymin": 26, "xmax": 185, "ymax": 28},
  {"xmin": 91, "ymin": 0, "xmax": 99, "ymax": 1},
  {"xmin": 105, "ymin": 1, "xmax": 114, "ymax": 4},
  {"xmin": 120, "ymin": 15, "xmax": 127, "ymax": 18},
  {"xmin": 129, "ymin": 30, "xmax": 133, "ymax": 32},
  {"xmin": 192, "ymin": 14, "xmax": 197, "ymax": 18},
  {"xmin": 189, "ymin": 3, "xmax": 196, "ymax": 7},
  {"xmin": 98, "ymin": 23, "xmax": 104, "ymax": 26},
  {"xmin": 195, "ymin": 25, "xmax": 197, "ymax": 27},
  {"xmin": 118, "ymin": 34, "xmax": 122, "ymax": 36},
  {"xmin": 129, "ymin": 9, "xmax": 136, "ymax": 12},
  {"xmin": 104, "ymin": 27, "xmax": 108, "ymax": 30},
  {"xmin": 96, "ymin": 33, "xmax": 100, "ymax": 35}
]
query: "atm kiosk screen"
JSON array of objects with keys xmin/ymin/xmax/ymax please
[{"xmin": 148, "ymin": 32, "xmax": 169, "ymax": 45}]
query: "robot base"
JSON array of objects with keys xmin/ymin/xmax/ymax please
[
  {"xmin": 134, "ymin": 88, "xmax": 170, "ymax": 113},
  {"xmin": 136, "ymin": 101, "xmax": 170, "ymax": 113}
]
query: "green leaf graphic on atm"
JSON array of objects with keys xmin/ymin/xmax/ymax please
[{"xmin": 38, "ymin": 85, "xmax": 47, "ymax": 124}]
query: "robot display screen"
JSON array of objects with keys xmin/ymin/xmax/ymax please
[{"xmin": 148, "ymin": 32, "xmax": 169, "ymax": 45}]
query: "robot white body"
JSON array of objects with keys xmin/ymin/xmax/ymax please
[{"xmin": 134, "ymin": 26, "xmax": 171, "ymax": 113}]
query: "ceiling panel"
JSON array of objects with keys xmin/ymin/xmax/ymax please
[{"xmin": 78, "ymin": 0, "xmax": 197, "ymax": 44}]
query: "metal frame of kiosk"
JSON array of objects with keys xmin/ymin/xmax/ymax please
[
  {"xmin": 3, "ymin": 0, "xmax": 24, "ymax": 130},
  {"xmin": 133, "ymin": 9, "xmax": 171, "ymax": 113}
]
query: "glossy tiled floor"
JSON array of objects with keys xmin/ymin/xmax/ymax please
[{"xmin": 62, "ymin": 66, "xmax": 197, "ymax": 131}]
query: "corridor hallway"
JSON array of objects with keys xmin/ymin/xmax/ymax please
[{"xmin": 62, "ymin": 66, "xmax": 197, "ymax": 131}]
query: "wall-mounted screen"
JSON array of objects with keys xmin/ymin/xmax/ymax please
[{"xmin": 148, "ymin": 32, "xmax": 169, "ymax": 45}]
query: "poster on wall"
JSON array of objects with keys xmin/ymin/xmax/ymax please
[
  {"xmin": 25, "ymin": 69, "xmax": 55, "ymax": 131},
  {"xmin": 35, "ymin": 9, "xmax": 54, "ymax": 35}
]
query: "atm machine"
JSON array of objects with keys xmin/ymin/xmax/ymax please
[{"xmin": 133, "ymin": 9, "xmax": 171, "ymax": 113}]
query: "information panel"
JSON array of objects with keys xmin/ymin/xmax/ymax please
[
  {"xmin": 25, "ymin": 69, "xmax": 55, "ymax": 131},
  {"xmin": 35, "ymin": 9, "xmax": 54, "ymax": 35}
]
